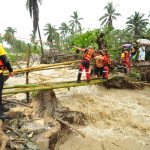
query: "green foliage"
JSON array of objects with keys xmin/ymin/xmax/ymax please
[
  {"xmin": 102, "ymin": 27, "xmax": 134, "ymax": 59},
  {"xmin": 126, "ymin": 11, "xmax": 149, "ymax": 39},
  {"xmin": 69, "ymin": 30, "xmax": 97, "ymax": 49},
  {"xmin": 128, "ymin": 68, "xmax": 141, "ymax": 80},
  {"xmin": 99, "ymin": 1, "xmax": 121, "ymax": 28},
  {"xmin": 12, "ymin": 39, "xmax": 28, "ymax": 52},
  {"xmin": 67, "ymin": 27, "xmax": 137, "ymax": 61}
]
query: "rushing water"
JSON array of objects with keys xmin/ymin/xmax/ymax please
[{"xmin": 5, "ymin": 67, "xmax": 150, "ymax": 150}]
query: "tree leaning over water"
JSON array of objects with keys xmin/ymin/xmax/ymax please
[
  {"xmin": 126, "ymin": 11, "xmax": 149, "ymax": 39},
  {"xmin": 26, "ymin": 0, "xmax": 44, "ymax": 59},
  {"xmin": 99, "ymin": 2, "xmax": 121, "ymax": 29}
]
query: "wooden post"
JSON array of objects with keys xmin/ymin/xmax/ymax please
[{"xmin": 26, "ymin": 44, "xmax": 31, "ymax": 103}]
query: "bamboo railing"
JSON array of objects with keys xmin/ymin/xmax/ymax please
[{"xmin": 4, "ymin": 60, "xmax": 81, "ymax": 76}]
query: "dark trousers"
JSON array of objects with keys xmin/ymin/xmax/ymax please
[
  {"xmin": 0, "ymin": 73, "xmax": 4, "ymax": 106},
  {"xmin": 94, "ymin": 66, "xmax": 103, "ymax": 77}
]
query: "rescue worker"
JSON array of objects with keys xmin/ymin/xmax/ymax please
[
  {"xmin": 74, "ymin": 46, "xmax": 95, "ymax": 83},
  {"xmin": 94, "ymin": 50, "xmax": 104, "ymax": 78},
  {"xmin": 102, "ymin": 49, "xmax": 111, "ymax": 79},
  {"xmin": 121, "ymin": 47, "xmax": 130, "ymax": 74},
  {"xmin": 0, "ymin": 44, "xmax": 14, "ymax": 114}
]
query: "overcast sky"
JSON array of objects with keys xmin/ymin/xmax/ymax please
[{"xmin": 0, "ymin": 0, "xmax": 149, "ymax": 43}]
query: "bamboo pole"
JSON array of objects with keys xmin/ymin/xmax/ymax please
[
  {"xmin": 3, "ymin": 60, "xmax": 80, "ymax": 76},
  {"xmin": 3, "ymin": 78, "xmax": 112, "ymax": 95},
  {"xmin": 4, "ymin": 84, "xmax": 39, "ymax": 89},
  {"xmin": 3, "ymin": 77, "xmax": 112, "ymax": 89}
]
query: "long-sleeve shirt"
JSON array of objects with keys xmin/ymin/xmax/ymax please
[{"xmin": 0, "ymin": 55, "xmax": 13, "ymax": 72}]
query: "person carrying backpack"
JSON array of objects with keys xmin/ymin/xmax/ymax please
[{"xmin": 93, "ymin": 50, "xmax": 104, "ymax": 78}]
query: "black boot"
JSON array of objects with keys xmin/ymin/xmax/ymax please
[{"xmin": 77, "ymin": 72, "xmax": 82, "ymax": 83}]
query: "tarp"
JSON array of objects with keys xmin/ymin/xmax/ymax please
[{"xmin": 137, "ymin": 39, "xmax": 150, "ymax": 45}]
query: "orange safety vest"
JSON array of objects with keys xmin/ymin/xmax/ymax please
[
  {"xmin": 95, "ymin": 55, "xmax": 103, "ymax": 67},
  {"xmin": 83, "ymin": 48, "xmax": 94, "ymax": 61},
  {"xmin": 0, "ymin": 59, "xmax": 4, "ymax": 73},
  {"xmin": 0, "ymin": 59, "xmax": 5, "ymax": 71}
]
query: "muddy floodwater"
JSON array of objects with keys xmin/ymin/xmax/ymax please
[{"xmin": 6, "ymin": 67, "xmax": 150, "ymax": 150}]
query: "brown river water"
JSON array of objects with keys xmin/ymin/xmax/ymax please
[{"xmin": 5, "ymin": 67, "xmax": 150, "ymax": 150}]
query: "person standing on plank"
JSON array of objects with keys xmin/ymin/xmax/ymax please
[{"xmin": 74, "ymin": 46, "xmax": 95, "ymax": 83}]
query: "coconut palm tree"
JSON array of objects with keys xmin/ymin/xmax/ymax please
[
  {"xmin": 26, "ymin": 0, "xmax": 44, "ymax": 58},
  {"xmin": 59, "ymin": 22, "xmax": 70, "ymax": 44},
  {"xmin": 44, "ymin": 23, "xmax": 59, "ymax": 49},
  {"xmin": 99, "ymin": 2, "xmax": 121, "ymax": 29},
  {"xmin": 69, "ymin": 11, "xmax": 83, "ymax": 34},
  {"xmin": 126, "ymin": 11, "xmax": 148, "ymax": 39},
  {"xmin": 3, "ymin": 27, "xmax": 17, "ymax": 46}
]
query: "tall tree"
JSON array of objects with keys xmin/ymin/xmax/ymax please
[
  {"xmin": 26, "ymin": 0, "xmax": 44, "ymax": 58},
  {"xmin": 69, "ymin": 11, "xmax": 83, "ymax": 34},
  {"xmin": 3, "ymin": 27, "xmax": 17, "ymax": 46},
  {"xmin": 59, "ymin": 22, "xmax": 70, "ymax": 44},
  {"xmin": 99, "ymin": 2, "xmax": 121, "ymax": 29},
  {"xmin": 44, "ymin": 23, "xmax": 59, "ymax": 49},
  {"xmin": 126, "ymin": 11, "xmax": 148, "ymax": 39}
]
